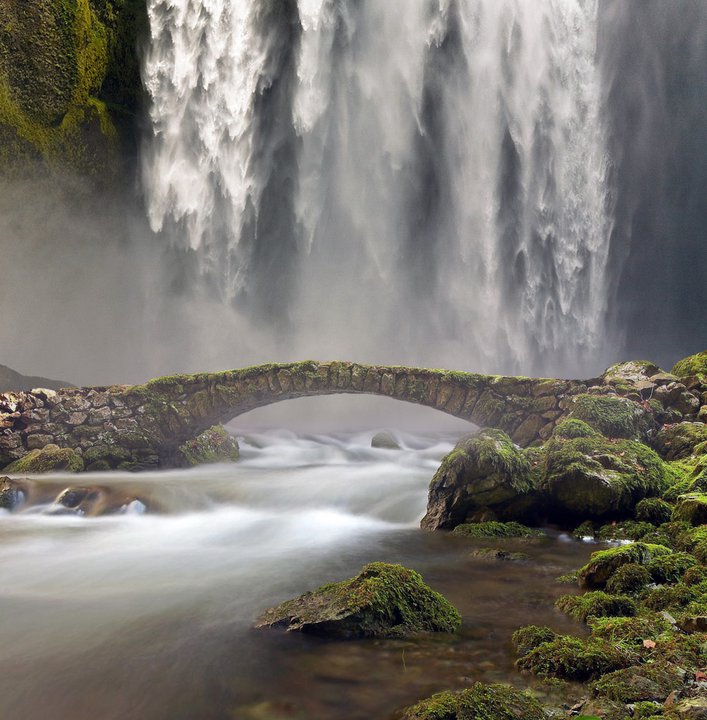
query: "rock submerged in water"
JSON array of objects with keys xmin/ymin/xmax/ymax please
[
  {"xmin": 255, "ymin": 562, "xmax": 461, "ymax": 639},
  {"xmin": 370, "ymin": 431, "xmax": 400, "ymax": 449}
]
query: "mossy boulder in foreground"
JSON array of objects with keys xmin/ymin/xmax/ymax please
[
  {"xmin": 672, "ymin": 350, "xmax": 707, "ymax": 381},
  {"xmin": 398, "ymin": 682, "xmax": 546, "ymax": 720},
  {"xmin": 255, "ymin": 562, "xmax": 461, "ymax": 639}
]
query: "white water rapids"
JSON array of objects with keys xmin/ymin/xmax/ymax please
[{"xmin": 142, "ymin": 0, "xmax": 611, "ymax": 376}]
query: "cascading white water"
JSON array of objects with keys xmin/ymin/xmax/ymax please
[{"xmin": 143, "ymin": 0, "xmax": 611, "ymax": 376}]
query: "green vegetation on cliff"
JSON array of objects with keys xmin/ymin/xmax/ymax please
[{"xmin": 0, "ymin": 0, "xmax": 146, "ymax": 178}]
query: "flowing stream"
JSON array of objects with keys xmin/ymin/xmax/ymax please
[{"xmin": 0, "ymin": 431, "xmax": 594, "ymax": 720}]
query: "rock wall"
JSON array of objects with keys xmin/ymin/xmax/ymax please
[{"xmin": 0, "ymin": 0, "xmax": 146, "ymax": 181}]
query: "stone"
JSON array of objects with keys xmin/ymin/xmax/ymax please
[
  {"xmin": 577, "ymin": 543, "xmax": 673, "ymax": 589},
  {"xmin": 176, "ymin": 425, "xmax": 240, "ymax": 466},
  {"xmin": 370, "ymin": 431, "xmax": 400, "ymax": 449},
  {"xmin": 672, "ymin": 494, "xmax": 707, "ymax": 525},
  {"xmin": 671, "ymin": 697, "xmax": 707, "ymax": 720},
  {"xmin": 398, "ymin": 683, "xmax": 545, "ymax": 720},
  {"xmin": 26, "ymin": 434, "xmax": 55, "ymax": 450},
  {"xmin": 0, "ymin": 477, "xmax": 25, "ymax": 510},
  {"xmin": 421, "ymin": 430, "xmax": 534, "ymax": 530},
  {"xmin": 256, "ymin": 562, "xmax": 460, "ymax": 639},
  {"xmin": 654, "ymin": 422, "xmax": 707, "ymax": 460},
  {"xmin": 4, "ymin": 445, "xmax": 84, "ymax": 473}
]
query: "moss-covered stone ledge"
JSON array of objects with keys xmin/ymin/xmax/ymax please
[{"xmin": 0, "ymin": 354, "xmax": 704, "ymax": 473}]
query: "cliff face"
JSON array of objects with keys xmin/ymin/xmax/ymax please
[{"xmin": 0, "ymin": 0, "xmax": 146, "ymax": 183}]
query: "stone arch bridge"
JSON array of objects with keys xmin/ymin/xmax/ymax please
[{"xmin": 0, "ymin": 361, "xmax": 589, "ymax": 471}]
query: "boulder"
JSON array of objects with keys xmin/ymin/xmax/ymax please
[
  {"xmin": 177, "ymin": 425, "xmax": 240, "ymax": 466},
  {"xmin": 592, "ymin": 661, "xmax": 686, "ymax": 703},
  {"xmin": 421, "ymin": 430, "xmax": 534, "ymax": 530},
  {"xmin": 51, "ymin": 485, "xmax": 147, "ymax": 516},
  {"xmin": 0, "ymin": 476, "xmax": 25, "ymax": 510},
  {"xmin": 672, "ymin": 494, "xmax": 707, "ymax": 525},
  {"xmin": 654, "ymin": 423, "xmax": 707, "ymax": 460},
  {"xmin": 255, "ymin": 562, "xmax": 460, "ymax": 639},
  {"xmin": 577, "ymin": 543, "xmax": 673, "ymax": 589},
  {"xmin": 370, "ymin": 431, "xmax": 400, "ymax": 449},
  {"xmin": 672, "ymin": 350, "xmax": 707, "ymax": 381},
  {"xmin": 567, "ymin": 393, "xmax": 650, "ymax": 438},
  {"xmin": 539, "ymin": 434, "xmax": 667, "ymax": 518},
  {"xmin": 4, "ymin": 444, "xmax": 84, "ymax": 473},
  {"xmin": 398, "ymin": 683, "xmax": 545, "ymax": 720}
]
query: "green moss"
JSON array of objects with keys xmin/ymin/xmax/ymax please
[
  {"xmin": 511, "ymin": 625, "xmax": 557, "ymax": 658},
  {"xmin": 4, "ymin": 445, "xmax": 84, "ymax": 473},
  {"xmin": 596, "ymin": 520, "xmax": 656, "ymax": 541},
  {"xmin": 399, "ymin": 682, "xmax": 546, "ymax": 720},
  {"xmin": 516, "ymin": 634, "xmax": 631, "ymax": 680},
  {"xmin": 588, "ymin": 614, "xmax": 671, "ymax": 647},
  {"xmin": 572, "ymin": 520, "xmax": 597, "ymax": 539},
  {"xmin": 553, "ymin": 418, "xmax": 600, "ymax": 439},
  {"xmin": 635, "ymin": 498, "xmax": 674, "ymax": 525},
  {"xmin": 452, "ymin": 521, "xmax": 544, "ymax": 538},
  {"xmin": 556, "ymin": 591, "xmax": 637, "ymax": 623},
  {"xmin": 468, "ymin": 548, "xmax": 530, "ymax": 562},
  {"xmin": 541, "ymin": 434, "xmax": 667, "ymax": 518},
  {"xmin": 671, "ymin": 350, "xmax": 707, "ymax": 380},
  {"xmin": 642, "ymin": 583, "xmax": 697, "ymax": 612},
  {"xmin": 256, "ymin": 562, "xmax": 461, "ymax": 639},
  {"xmin": 570, "ymin": 393, "xmax": 643, "ymax": 438},
  {"xmin": 683, "ymin": 566, "xmax": 707, "ymax": 586},
  {"xmin": 177, "ymin": 425, "xmax": 240, "ymax": 466},
  {"xmin": 578, "ymin": 543, "xmax": 672, "ymax": 589},
  {"xmin": 646, "ymin": 552, "xmax": 698, "ymax": 584},
  {"xmin": 605, "ymin": 564, "xmax": 651, "ymax": 595},
  {"xmin": 591, "ymin": 661, "xmax": 685, "ymax": 703},
  {"xmin": 672, "ymin": 493, "xmax": 707, "ymax": 525}
]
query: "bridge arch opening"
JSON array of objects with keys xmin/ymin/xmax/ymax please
[{"xmin": 224, "ymin": 394, "xmax": 475, "ymax": 435}]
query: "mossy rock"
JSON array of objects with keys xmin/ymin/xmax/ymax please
[
  {"xmin": 469, "ymin": 548, "xmax": 530, "ymax": 562},
  {"xmin": 552, "ymin": 418, "xmax": 600, "ymax": 440},
  {"xmin": 4, "ymin": 444, "xmax": 84, "ymax": 473},
  {"xmin": 540, "ymin": 434, "xmax": 667, "ymax": 518},
  {"xmin": 569, "ymin": 393, "xmax": 647, "ymax": 439},
  {"xmin": 556, "ymin": 591, "xmax": 637, "ymax": 623},
  {"xmin": 597, "ymin": 520, "xmax": 656, "ymax": 542},
  {"xmin": 672, "ymin": 494, "xmax": 707, "ymax": 525},
  {"xmin": 578, "ymin": 543, "xmax": 672, "ymax": 589},
  {"xmin": 646, "ymin": 552, "xmax": 698, "ymax": 584},
  {"xmin": 452, "ymin": 521, "xmax": 544, "ymax": 539},
  {"xmin": 602, "ymin": 360, "xmax": 662, "ymax": 386},
  {"xmin": 636, "ymin": 498, "xmax": 674, "ymax": 525},
  {"xmin": 516, "ymin": 634, "xmax": 631, "ymax": 681},
  {"xmin": 177, "ymin": 425, "xmax": 240, "ymax": 466},
  {"xmin": 642, "ymin": 583, "xmax": 697, "ymax": 612},
  {"xmin": 655, "ymin": 423, "xmax": 707, "ymax": 461},
  {"xmin": 511, "ymin": 625, "xmax": 558, "ymax": 658},
  {"xmin": 421, "ymin": 430, "xmax": 535, "ymax": 530},
  {"xmin": 255, "ymin": 562, "xmax": 461, "ymax": 639},
  {"xmin": 592, "ymin": 661, "xmax": 685, "ymax": 703},
  {"xmin": 588, "ymin": 614, "xmax": 672, "ymax": 647},
  {"xmin": 605, "ymin": 564, "xmax": 652, "ymax": 594},
  {"xmin": 672, "ymin": 350, "xmax": 707, "ymax": 381},
  {"xmin": 398, "ymin": 682, "xmax": 546, "ymax": 720},
  {"xmin": 0, "ymin": 476, "xmax": 25, "ymax": 510}
]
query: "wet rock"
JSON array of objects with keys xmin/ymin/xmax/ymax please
[
  {"xmin": 370, "ymin": 431, "xmax": 400, "ymax": 449},
  {"xmin": 4, "ymin": 445, "xmax": 84, "ymax": 473},
  {"xmin": 255, "ymin": 562, "xmax": 461, "ymax": 639},
  {"xmin": 176, "ymin": 425, "xmax": 240, "ymax": 466},
  {"xmin": 469, "ymin": 548, "xmax": 530, "ymax": 562},
  {"xmin": 0, "ymin": 476, "xmax": 25, "ymax": 510},
  {"xmin": 53, "ymin": 485, "xmax": 147, "ymax": 516},
  {"xmin": 398, "ymin": 682, "xmax": 546, "ymax": 720},
  {"xmin": 421, "ymin": 430, "xmax": 534, "ymax": 530}
]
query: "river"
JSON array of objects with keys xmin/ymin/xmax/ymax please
[{"xmin": 0, "ymin": 429, "xmax": 593, "ymax": 719}]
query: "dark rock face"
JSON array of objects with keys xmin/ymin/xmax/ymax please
[{"xmin": 255, "ymin": 562, "xmax": 461, "ymax": 639}]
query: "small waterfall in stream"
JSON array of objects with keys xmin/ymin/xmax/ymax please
[{"xmin": 142, "ymin": 0, "xmax": 611, "ymax": 376}]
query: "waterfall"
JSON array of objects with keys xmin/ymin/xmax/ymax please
[{"xmin": 142, "ymin": 0, "xmax": 611, "ymax": 376}]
